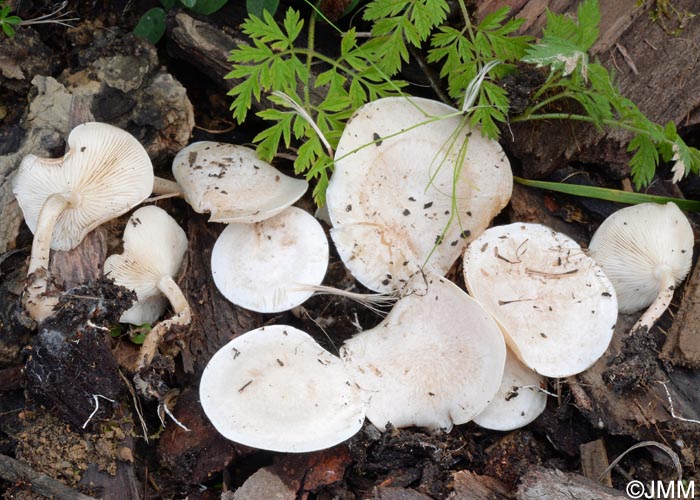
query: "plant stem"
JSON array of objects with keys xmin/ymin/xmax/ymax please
[
  {"xmin": 305, "ymin": 7, "xmax": 316, "ymax": 108},
  {"xmin": 511, "ymin": 112, "xmax": 658, "ymax": 139}
]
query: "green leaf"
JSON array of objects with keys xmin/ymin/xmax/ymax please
[
  {"xmin": 159, "ymin": 0, "xmax": 176, "ymax": 8},
  {"xmin": 2, "ymin": 22, "xmax": 15, "ymax": 37},
  {"xmin": 513, "ymin": 176, "xmax": 700, "ymax": 212},
  {"xmin": 179, "ymin": 0, "xmax": 196, "ymax": 8},
  {"xmin": 628, "ymin": 134, "xmax": 659, "ymax": 189},
  {"xmin": 246, "ymin": 0, "xmax": 278, "ymax": 17},
  {"xmin": 190, "ymin": 0, "xmax": 229, "ymax": 15},
  {"xmin": 575, "ymin": 0, "xmax": 600, "ymax": 50},
  {"xmin": 133, "ymin": 7, "xmax": 167, "ymax": 44}
]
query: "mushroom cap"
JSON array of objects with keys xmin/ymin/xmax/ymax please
[
  {"xmin": 104, "ymin": 205, "xmax": 188, "ymax": 325},
  {"xmin": 326, "ymin": 96, "xmax": 512, "ymax": 292},
  {"xmin": 199, "ymin": 325, "xmax": 365, "ymax": 453},
  {"xmin": 340, "ymin": 273, "xmax": 506, "ymax": 431},
  {"xmin": 12, "ymin": 122, "xmax": 154, "ymax": 251},
  {"xmin": 473, "ymin": 349, "xmax": 547, "ymax": 431},
  {"xmin": 172, "ymin": 141, "xmax": 308, "ymax": 224},
  {"xmin": 463, "ymin": 223, "xmax": 618, "ymax": 378},
  {"xmin": 211, "ymin": 206, "xmax": 329, "ymax": 313},
  {"xmin": 588, "ymin": 202, "xmax": 694, "ymax": 314}
]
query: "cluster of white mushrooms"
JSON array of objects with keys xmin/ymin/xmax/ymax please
[{"xmin": 11, "ymin": 96, "xmax": 695, "ymax": 454}]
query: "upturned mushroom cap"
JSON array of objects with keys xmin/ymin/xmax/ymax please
[
  {"xmin": 463, "ymin": 223, "xmax": 618, "ymax": 378},
  {"xmin": 326, "ymin": 96, "xmax": 512, "ymax": 292},
  {"xmin": 473, "ymin": 349, "xmax": 547, "ymax": 431},
  {"xmin": 104, "ymin": 205, "xmax": 188, "ymax": 325},
  {"xmin": 211, "ymin": 206, "xmax": 328, "ymax": 313},
  {"xmin": 12, "ymin": 122, "xmax": 154, "ymax": 251},
  {"xmin": 340, "ymin": 273, "xmax": 506, "ymax": 431},
  {"xmin": 588, "ymin": 202, "xmax": 694, "ymax": 314},
  {"xmin": 199, "ymin": 325, "xmax": 365, "ymax": 453},
  {"xmin": 172, "ymin": 141, "xmax": 308, "ymax": 224}
]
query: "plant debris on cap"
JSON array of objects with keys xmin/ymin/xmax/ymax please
[
  {"xmin": 340, "ymin": 273, "xmax": 506, "ymax": 431},
  {"xmin": 473, "ymin": 349, "xmax": 547, "ymax": 431},
  {"xmin": 211, "ymin": 206, "xmax": 329, "ymax": 313},
  {"xmin": 325, "ymin": 96, "xmax": 512, "ymax": 293},
  {"xmin": 463, "ymin": 223, "xmax": 618, "ymax": 378},
  {"xmin": 104, "ymin": 205, "xmax": 190, "ymax": 369},
  {"xmin": 12, "ymin": 122, "xmax": 154, "ymax": 321},
  {"xmin": 589, "ymin": 202, "xmax": 693, "ymax": 330},
  {"xmin": 172, "ymin": 141, "xmax": 308, "ymax": 224},
  {"xmin": 199, "ymin": 325, "xmax": 365, "ymax": 453}
]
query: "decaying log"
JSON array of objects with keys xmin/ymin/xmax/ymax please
[
  {"xmin": 448, "ymin": 470, "xmax": 511, "ymax": 500},
  {"xmin": 477, "ymin": 0, "xmax": 700, "ymax": 180},
  {"xmin": 0, "ymin": 453, "xmax": 97, "ymax": 500},
  {"xmin": 178, "ymin": 214, "xmax": 262, "ymax": 375},
  {"xmin": 167, "ymin": 11, "xmax": 242, "ymax": 92},
  {"xmin": 661, "ymin": 258, "xmax": 700, "ymax": 368},
  {"xmin": 570, "ymin": 313, "xmax": 700, "ymax": 465},
  {"xmin": 580, "ymin": 439, "xmax": 612, "ymax": 486},
  {"xmin": 516, "ymin": 466, "xmax": 628, "ymax": 500}
]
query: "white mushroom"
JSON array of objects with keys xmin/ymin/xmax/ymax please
[
  {"xmin": 211, "ymin": 206, "xmax": 328, "ymax": 313},
  {"xmin": 340, "ymin": 273, "xmax": 506, "ymax": 431},
  {"xmin": 326, "ymin": 96, "xmax": 512, "ymax": 293},
  {"xmin": 588, "ymin": 202, "xmax": 694, "ymax": 334},
  {"xmin": 473, "ymin": 349, "xmax": 547, "ymax": 431},
  {"xmin": 199, "ymin": 325, "xmax": 365, "ymax": 453},
  {"xmin": 12, "ymin": 122, "xmax": 154, "ymax": 321},
  {"xmin": 172, "ymin": 141, "xmax": 308, "ymax": 224},
  {"xmin": 463, "ymin": 223, "xmax": 618, "ymax": 378},
  {"xmin": 104, "ymin": 205, "xmax": 190, "ymax": 369}
]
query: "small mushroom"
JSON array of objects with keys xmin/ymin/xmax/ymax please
[
  {"xmin": 211, "ymin": 206, "xmax": 328, "ymax": 313},
  {"xmin": 340, "ymin": 273, "xmax": 506, "ymax": 431},
  {"xmin": 473, "ymin": 349, "xmax": 547, "ymax": 431},
  {"xmin": 588, "ymin": 202, "xmax": 694, "ymax": 334},
  {"xmin": 172, "ymin": 141, "xmax": 308, "ymax": 223},
  {"xmin": 463, "ymin": 223, "xmax": 618, "ymax": 378},
  {"xmin": 199, "ymin": 325, "xmax": 365, "ymax": 453},
  {"xmin": 326, "ymin": 96, "xmax": 512, "ymax": 292},
  {"xmin": 12, "ymin": 122, "xmax": 154, "ymax": 321},
  {"xmin": 104, "ymin": 205, "xmax": 190, "ymax": 369}
]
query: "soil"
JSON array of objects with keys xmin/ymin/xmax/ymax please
[{"xmin": 1, "ymin": 1, "xmax": 700, "ymax": 499}]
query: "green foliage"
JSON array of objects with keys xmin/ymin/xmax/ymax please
[
  {"xmin": 227, "ymin": 9, "xmax": 405, "ymax": 204},
  {"xmin": 134, "ymin": 0, "xmax": 229, "ymax": 44},
  {"xmin": 0, "ymin": 1, "xmax": 22, "ymax": 38},
  {"xmin": 228, "ymin": 0, "xmax": 699, "ymax": 205},
  {"xmin": 427, "ymin": 7, "xmax": 531, "ymax": 138},
  {"xmin": 246, "ymin": 0, "xmax": 279, "ymax": 18},
  {"xmin": 363, "ymin": 0, "xmax": 449, "ymax": 76},
  {"xmin": 520, "ymin": 0, "xmax": 700, "ymax": 188}
]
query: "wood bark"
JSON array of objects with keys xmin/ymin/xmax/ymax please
[
  {"xmin": 516, "ymin": 466, "xmax": 628, "ymax": 500},
  {"xmin": 478, "ymin": 0, "xmax": 700, "ymax": 180}
]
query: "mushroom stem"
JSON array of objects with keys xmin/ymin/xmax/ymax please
[
  {"xmin": 24, "ymin": 192, "xmax": 72, "ymax": 322},
  {"xmin": 152, "ymin": 177, "xmax": 183, "ymax": 198},
  {"xmin": 629, "ymin": 266, "xmax": 676, "ymax": 336},
  {"xmin": 135, "ymin": 275, "xmax": 191, "ymax": 370}
]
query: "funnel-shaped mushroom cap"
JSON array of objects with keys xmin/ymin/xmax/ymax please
[
  {"xmin": 326, "ymin": 96, "xmax": 512, "ymax": 292},
  {"xmin": 463, "ymin": 223, "xmax": 618, "ymax": 378},
  {"xmin": 104, "ymin": 205, "xmax": 188, "ymax": 325},
  {"xmin": 199, "ymin": 325, "xmax": 365, "ymax": 453},
  {"xmin": 473, "ymin": 349, "xmax": 547, "ymax": 431},
  {"xmin": 340, "ymin": 274, "xmax": 506, "ymax": 431},
  {"xmin": 589, "ymin": 202, "xmax": 693, "ymax": 314},
  {"xmin": 13, "ymin": 122, "xmax": 154, "ymax": 251},
  {"xmin": 211, "ymin": 207, "xmax": 328, "ymax": 313},
  {"xmin": 172, "ymin": 141, "xmax": 308, "ymax": 224}
]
